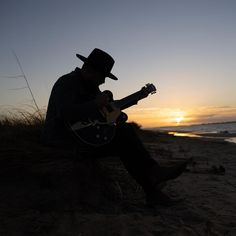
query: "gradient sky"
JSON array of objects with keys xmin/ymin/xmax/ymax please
[{"xmin": 1, "ymin": 0, "xmax": 236, "ymax": 127}]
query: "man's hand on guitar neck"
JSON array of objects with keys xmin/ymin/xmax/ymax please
[{"xmin": 140, "ymin": 86, "xmax": 150, "ymax": 99}]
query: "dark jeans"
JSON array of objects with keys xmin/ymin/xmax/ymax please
[{"xmin": 75, "ymin": 123, "xmax": 159, "ymax": 194}]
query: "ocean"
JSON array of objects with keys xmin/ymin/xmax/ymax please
[{"xmin": 154, "ymin": 122, "xmax": 236, "ymax": 144}]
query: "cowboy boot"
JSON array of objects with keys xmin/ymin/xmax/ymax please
[
  {"xmin": 148, "ymin": 160, "xmax": 188, "ymax": 186},
  {"xmin": 145, "ymin": 161, "xmax": 188, "ymax": 207},
  {"xmin": 145, "ymin": 188, "xmax": 182, "ymax": 207}
]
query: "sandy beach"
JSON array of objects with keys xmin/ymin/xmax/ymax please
[{"xmin": 1, "ymin": 127, "xmax": 236, "ymax": 235}]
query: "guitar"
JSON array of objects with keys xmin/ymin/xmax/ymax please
[{"xmin": 70, "ymin": 83, "xmax": 156, "ymax": 146}]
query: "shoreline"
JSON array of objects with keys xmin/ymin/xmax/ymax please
[
  {"xmin": 148, "ymin": 121, "xmax": 236, "ymax": 144},
  {"xmin": 154, "ymin": 130, "xmax": 236, "ymax": 144}
]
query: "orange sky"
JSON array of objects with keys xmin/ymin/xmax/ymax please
[{"xmin": 126, "ymin": 105, "xmax": 236, "ymax": 128}]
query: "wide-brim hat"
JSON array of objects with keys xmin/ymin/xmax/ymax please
[{"xmin": 76, "ymin": 48, "xmax": 118, "ymax": 80}]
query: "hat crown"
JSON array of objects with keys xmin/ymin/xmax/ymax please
[
  {"xmin": 76, "ymin": 48, "xmax": 118, "ymax": 80},
  {"xmin": 86, "ymin": 48, "xmax": 114, "ymax": 75}
]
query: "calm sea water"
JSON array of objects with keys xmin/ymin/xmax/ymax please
[{"xmin": 154, "ymin": 122, "xmax": 236, "ymax": 144}]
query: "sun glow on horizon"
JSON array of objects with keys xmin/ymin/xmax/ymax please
[
  {"xmin": 126, "ymin": 106, "xmax": 236, "ymax": 128},
  {"xmin": 175, "ymin": 115, "xmax": 184, "ymax": 125},
  {"xmin": 168, "ymin": 110, "xmax": 186, "ymax": 126}
]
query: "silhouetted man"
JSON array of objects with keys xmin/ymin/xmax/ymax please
[{"xmin": 42, "ymin": 48, "xmax": 187, "ymax": 206}]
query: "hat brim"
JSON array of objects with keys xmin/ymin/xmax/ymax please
[
  {"xmin": 76, "ymin": 53, "xmax": 118, "ymax": 80},
  {"xmin": 107, "ymin": 73, "xmax": 118, "ymax": 80},
  {"xmin": 76, "ymin": 53, "xmax": 87, "ymax": 62}
]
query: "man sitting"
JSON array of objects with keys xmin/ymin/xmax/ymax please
[{"xmin": 42, "ymin": 48, "xmax": 187, "ymax": 206}]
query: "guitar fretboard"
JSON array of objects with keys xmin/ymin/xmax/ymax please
[{"xmin": 114, "ymin": 90, "xmax": 144, "ymax": 110}]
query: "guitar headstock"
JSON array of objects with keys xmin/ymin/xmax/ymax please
[{"xmin": 142, "ymin": 83, "xmax": 157, "ymax": 95}]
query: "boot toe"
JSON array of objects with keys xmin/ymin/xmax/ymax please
[{"xmin": 146, "ymin": 190, "xmax": 182, "ymax": 207}]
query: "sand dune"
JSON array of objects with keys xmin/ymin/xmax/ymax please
[{"xmin": 0, "ymin": 127, "xmax": 236, "ymax": 235}]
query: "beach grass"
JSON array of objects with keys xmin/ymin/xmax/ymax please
[{"xmin": 0, "ymin": 108, "xmax": 45, "ymax": 127}]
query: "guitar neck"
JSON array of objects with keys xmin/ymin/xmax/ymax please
[{"xmin": 114, "ymin": 90, "xmax": 144, "ymax": 110}]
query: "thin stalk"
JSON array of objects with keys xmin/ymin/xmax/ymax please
[{"xmin": 12, "ymin": 50, "xmax": 40, "ymax": 113}]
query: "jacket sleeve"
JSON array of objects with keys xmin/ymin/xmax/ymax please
[{"xmin": 51, "ymin": 79, "xmax": 101, "ymax": 122}]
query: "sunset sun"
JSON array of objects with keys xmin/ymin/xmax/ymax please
[
  {"xmin": 170, "ymin": 111, "xmax": 185, "ymax": 126},
  {"xmin": 175, "ymin": 116, "xmax": 184, "ymax": 125}
]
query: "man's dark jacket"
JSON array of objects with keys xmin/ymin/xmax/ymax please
[{"xmin": 42, "ymin": 68, "xmax": 102, "ymax": 146}]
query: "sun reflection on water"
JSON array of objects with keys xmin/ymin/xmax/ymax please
[{"xmin": 168, "ymin": 132, "xmax": 201, "ymax": 138}]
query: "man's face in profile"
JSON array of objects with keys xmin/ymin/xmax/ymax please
[{"xmin": 81, "ymin": 64, "xmax": 106, "ymax": 87}]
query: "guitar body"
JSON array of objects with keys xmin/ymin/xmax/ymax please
[
  {"xmin": 69, "ymin": 83, "xmax": 156, "ymax": 147},
  {"xmin": 70, "ymin": 121, "xmax": 116, "ymax": 147},
  {"xmin": 100, "ymin": 104, "xmax": 121, "ymax": 123}
]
